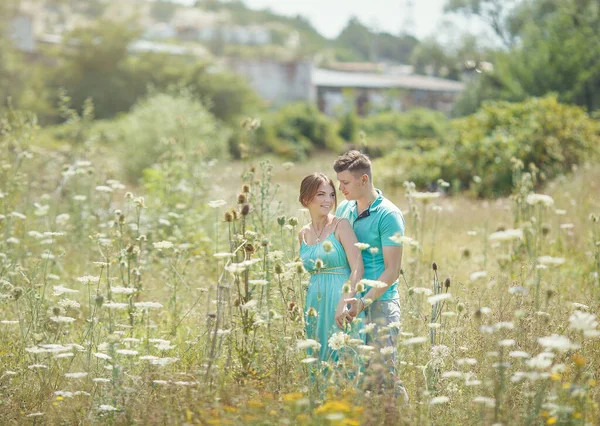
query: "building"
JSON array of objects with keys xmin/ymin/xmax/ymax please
[{"xmin": 312, "ymin": 68, "xmax": 464, "ymax": 115}]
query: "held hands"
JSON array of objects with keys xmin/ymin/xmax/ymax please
[
  {"xmin": 335, "ymin": 297, "xmax": 366, "ymax": 329},
  {"xmin": 335, "ymin": 301, "xmax": 355, "ymax": 329},
  {"xmin": 344, "ymin": 297, "xmax": 365, "ymax": 320}
]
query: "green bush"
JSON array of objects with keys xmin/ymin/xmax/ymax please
[
  {"xmin": 376, "ymin": 95, "xmax": 600, "ymax": 197},
  {"xmin": 118, "ymin": 90, "xmax": 230, "ymax": 182},
  {"xmin": 244, "ymin": 103, "xmax": 343, "ymax": 160},
  {"xmin": 359, "ymin": 108, "xmax": 449, "ymax": 158}
]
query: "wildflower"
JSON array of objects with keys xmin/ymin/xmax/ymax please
[
  {"xmin": 526, "ymin": 194, "xmax": 554, "ymax": 207},
  {"xmin": 93, "ymin": 353, "xmax": 111, "ymax": 360},
  {"xmin": 52, "ymin": 285, "xmax": 79, "ymax": 296},
  {"xmin": 103, "ymin": 301, "xmax": 129, "ymax": 310},
  {"xmin": 267, "ymin": 251, "xmax": 284, "ymax": 261},
  {"xmin": 498, "ymin": 339, "xmax": 516, "ymax": 347},
  {"xmin": 430, "ymin": 396, "xmax": 449, "ymax": 405},
  {"xmin": 360, "ymin": 323, "xmax": 376, "ymax": 334},
  {"xmin": 469, "ymin": 271, "xmax": 488, "ymax": 281},
  {"xmin": 208, "ymin": 200, "xmax": 227, "ymax": 208},
  {"xmin": 403, "ymin": 336, "xmax": 427, "ymax": 346},
  {"xmin": 537, "ymin": 256, "xmax": 565, "ymax": 266},
  {"xmin": 442, "ymin": 371, "xmax": 463, "ymax": 379},
  {"xmin": 569, "ymin": 311, "xmax": 597, "ymax": 332},
  {"xmin": 571, "ymin": 302, "xmax": 589, "ymax": 310},
  {"xmin": 10, "ymin": 211, "xmax": 27, "ymax": 220},
  {"xmin": 411, "ymin": 287, "xmax": 433, "ymax": 296},
  {"xmin": 116, "ymin": 349, "xmax": 138, "ymax": 356},
  {"xmin": 65, "ymin": 372, "xmax": 88, "ymax": 379},
  {"xmin": 110, "ymin": 287, "xmax": 136, "ymax": 295},
  {"xmin": 76, "ymin": 276, "xmax": 100, "ymax": 284},
  {"xmin": 301, "ymin": 357, "xmax": 318, "ymax": 364},
  {"xmin": 354, "ymin": 243, "xmax": 370, "ymax": 250},
  {"xmin": 409, "ymin": 192, "xmax": 441, "ymax": 201},
  {"xmin": 509, "ymin": 351, "xmax": 530, "ymax": 358},
  {"xmin": 150, "ymin": 357, "xmax": 179, "ymax": 366},
  {"xmin": 98, "ymin": 405, "xmax": 117, "ymax": 412},
  {"xmin": 95, "ymin": 185, "xmax": 113, "ymax": 193},
  {"xmin": 389, "ymin": 234, "xmax": 416, "ymax": 245},
  {"xmin": 50, "ymin": 316, "xmax": 76, "ymax": 323},
  {"xmin": 249, "ymin": 279, "xmax": 268, "ymax": 286},
  {"xmin": 322, "ymin": 240, "xmax": 333, "ymax": 253},
  {"xmin": 241, "ymin": 299, "xmax": 257, "ymax": 310},
  {"xmin": 381, "ymin": 346, "xmax": 395, "ymax": 355},
  {"xmin": 488, "ymin": 229, "xmax": 523, "ymax": 242},
  {"xmin": 283, "ymin": 162, "xmax": 294, "ymax": 170},
  {"xmin": 297, "ymin": 339, "xmax": 321, "ymax": 350},
  {"xmin": 428, "ymin": 293, "xmax": 452, "ymax": 305},
  {"xmin": 538, "ymin": 335, "xmax": 580, "ymax": 352},
  {"xmin": 134, "ymin": 301, "xmax": 163, "ymax": 310},
  {"xmin": 328, "ymin": 332, "xmax": 348, "ymax": 350},
  {"xmin": 360, "ymin": 279, "xmax": 388, "ymax": 289}
]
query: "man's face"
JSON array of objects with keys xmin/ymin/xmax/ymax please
[{"xmin": 337, "ymin": 170, "xmax": 363, "ymax": 200}]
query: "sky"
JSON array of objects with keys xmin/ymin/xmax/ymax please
[{"xmin": 241, "ymin": 0, "xmax": 488, "ymax": 41}]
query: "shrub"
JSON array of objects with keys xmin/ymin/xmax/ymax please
[
  {"xmin": 118, "ymin": 90, "xmax": 230, "ymax": 182},
  {"xmin": 376, "ymin": 95, "xmax": 600, "ymax": 197}
]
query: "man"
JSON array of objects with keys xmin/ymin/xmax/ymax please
[{"xmin": 333, "ymin": 150, "xmax": 408, "ymax": 402}]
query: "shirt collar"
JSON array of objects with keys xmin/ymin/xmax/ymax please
[{"xmin": 350, "ymin": 189, "xmax": 384, "ymax": 213}]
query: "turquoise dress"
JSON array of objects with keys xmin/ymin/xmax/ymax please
[{"xmin": 300, "ymin": 231, "xmax": 365, "ymax": 364}]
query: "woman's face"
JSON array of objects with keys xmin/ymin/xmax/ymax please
[{"xmin": 306, "ymin": 181, "xmax": 335, "ymax": 216}]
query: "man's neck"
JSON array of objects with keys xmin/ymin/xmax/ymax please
[{"xmin": 356, "ymin": 188, "xmax": 378, "ymax": 214}]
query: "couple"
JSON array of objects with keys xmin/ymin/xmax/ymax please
[{"xmin": 298, "ymin": 150, "xmax": 407, "ymax": 399}]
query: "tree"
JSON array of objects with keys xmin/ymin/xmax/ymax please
[{"xmin": 453, "ymin": 0, "xmax": 600, "ymax": 114}]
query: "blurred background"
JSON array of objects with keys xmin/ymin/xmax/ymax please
[{"xmin": 1, "ymin": 0, "xmax": 599, "ymax": 196}]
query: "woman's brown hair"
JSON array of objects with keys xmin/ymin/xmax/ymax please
[{"xmin": 299, "ymin": 173, "xmax": 337, "ymax": 211}]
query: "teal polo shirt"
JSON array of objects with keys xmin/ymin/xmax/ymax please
[{"xmin": 336, "ymin": 189, "xmax": 405, "ymax": 301}]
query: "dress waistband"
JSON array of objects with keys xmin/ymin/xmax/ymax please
[{"xmin": 309, "ymin": 266, "xmax": 349, "ymax": 276}]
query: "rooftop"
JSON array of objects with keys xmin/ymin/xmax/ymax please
[{"xmin": 312, "ymin": 68, "xmax": 464, "ymax": 92}]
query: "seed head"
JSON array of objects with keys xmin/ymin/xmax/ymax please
[
  {"xmin": 224, "ymin": 211, "xmax": 233, "ymax": 222},
  {"xmin": 241, "ymin": 204, "xmax": 251, "ymax": 216},
  {"xmin": 237, "ymin": 193, "xmax": 247, "ymax": 204},
  {"xmin": 307, "ymin": 307, "xmax": 318, "ymax": 317},
  {"xmin": 296, "ymin": 264, "xmax": 306, "ymax": 274},
  {"xmin": 541, "ymin": 224, "xmax": 550, "ymax": 236},
  {"xmin": 322, "ymin": 240, "xmax": 333, "ymax": 253},
  {"xmin": 432, "ymin": 262, "xmax": 438, "ymax": 271},
  {"xmin": 277, "ymin": 215, "xmax": 286, "ymax": 226},
  {"xmin": 444, "ymin": 278, "xmax": 450, "ymax": 289},
  {"xmin": 342, "ymin": 282, "xmax": 351, "ymax": 294},
  {"xmin": 288, "ymin": 217, "xmax": 299, "ymax": 227},
  {"xmin": 231, "ymin": 209, "xmax": 239, "ymax": 221},
  {"xmin": 95, "ymin": 294, "xmax": 104, "ymax": 307},
  {"xmin": 457, "ymin": 302, "xmax": 465, "ymax": 313},
  {"xmin": 245, "ymin": 243, "xmax": 255, "ymax": 254},
  {"xmin": 261, "ymin": 237, "xmax": 270, "ymax": 247},
  {"xmin": 12, "ymin": 286, "xmax": 23, "ymax": 300},
  {"xmin": 242, "ymin": 184, "xmax": 250, "ymax": 193},
  {"xmin": 356, "ymin": 281, "xmax": 365, "ymax": 293},
  {"xmin": 274, "ymin": 263, "xmax": 284, "ymax": 275},
  {"xmin": 314, "ymin": 259, "xmax": 324, "ymax": 270}
]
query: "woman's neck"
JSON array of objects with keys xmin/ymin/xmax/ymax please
[{"xmin": 310, "ymin": 213, "xmax": 330, "ymax": 230}]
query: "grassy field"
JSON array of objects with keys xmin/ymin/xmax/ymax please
[{"xmin": 1, "ymin": 122, "xmax": 599, "ymax": 425}]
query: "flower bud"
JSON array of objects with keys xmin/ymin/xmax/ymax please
[
  {"xmin": 288, "ymin": 217, "xmax": 299, "ymax": 227},
  {"xmin": 274, "ymin": 263, "xmax": 284, "ymax": 275},
  {"xmin": 277, "ymin": 216, "xmax": 286, "ymax": 226}
]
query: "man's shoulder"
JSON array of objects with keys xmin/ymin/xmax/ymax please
[{"xmin": 377, "ymin": 196, "xmax": 403, "ymax": 216}]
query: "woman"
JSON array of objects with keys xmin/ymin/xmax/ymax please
[{"xmin": 298, "ymin": 173, "xmax": 365, "ymax": 364}]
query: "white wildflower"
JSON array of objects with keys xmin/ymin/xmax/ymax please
[
  {"xmin": 469, "ymin": 271, "xmax": 488, "ymax": 281},
  {"xmin": 411, "ymin": 287, "xmax": 433, "ymax": 296},
  {"xmin": 569, "ymin": 311, "xmax": 597, "ymax": 332},
  {"xmin": 65, "ymin": 372, "xmax": 88, "ymax": 379},
  {"xmin": 213, "ymin": 252, "xmax": 235, "ymax": 259},
  {"xmin": 116, "ymin": 349, "xmax": 138, "ymax": 356},
  {"xmin": 403, "ymin": 336, "xmax": 427, "ymax": 346},
  {"xmin": 153, "ymin": 241, "xmax": 173, "ymax": 249},
  {"xmin": 95, "ymin": 186, "xmax": 113, "ymax": 193},
  {"xmin": 98, "ymin": 404, "xmax": 117, "ymax": 412},
  {"xmin": 208, "ymin": 200, "xmax": 227, "ymax": 208},
  {"xmin": 93, "ymin": 353, "xmax": 111, "ymax": 360},
  {"xmin": 488, "ymin": 229, "xmax": 523, "ymax": 242},
  {"xmin": 50, "ymin": 316, "xmax": 76, "ymax": 323},
  {"xmin": 430, "ymin": 396, "xmax": 449, "ymax": 405},
  {"xmin": 354, "ymin": 243, "xmax": 370, "ymax": 250},
  {"xmin": 53, "ymin": 285, "xmax": 79, "ymax": 296},
  {"xmin": 537, "ymin": 256, "xmax": 565, "ymax": 266},
  {"xmin": 428, "ymin": 293, "xmax": 452, "ymax": 305},
  {"xmin": 296, "ymin": 339, "xmax": 321, "ymax": 350},
  {"xmin": 360, "ymin": 279, "xmax": 388, "ymax": 289},
  {"xmin": 328, "ymin": 332, "xmax": 348, "ymax": 350},
  {"xmin": 103, "ymin": 302, "xmax": 128, "ymax": 310},
  {"xmin": 76, "ymin": 276, "xmax": 100, "ymax": 284},
  {"xmin": 134, "ymin": 301, "xmax": 163, "ymax": 309},
  {"xmin": 409, "ymin": 192, "xmax": 441, "ymax": 201},
  {"xmin": 538, "ymin": 334, "xmax": 580, "ymax": 352},
  {"xmin": 526, "ymin": 194, "xmax": 554, "ymax": 207}
]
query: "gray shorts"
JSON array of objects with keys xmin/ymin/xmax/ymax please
[{"xmin": 364, "ymin": 298, "xmax": 401, "ymax": 349}]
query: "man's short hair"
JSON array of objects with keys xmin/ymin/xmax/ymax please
[{"xmin": 333, "ymin": 150, "xmax": 372, "ymax": 179}]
